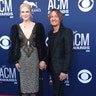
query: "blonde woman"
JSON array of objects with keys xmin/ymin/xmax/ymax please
[{"xmin": 8, "ymin": 3, "xmax": 46, "ymax": 96}]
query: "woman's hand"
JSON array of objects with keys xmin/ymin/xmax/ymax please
[{"xmin": 15, "ymin": 63, "xmax": 20, "ymax": 72}]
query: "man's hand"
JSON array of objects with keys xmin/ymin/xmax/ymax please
[{"xmin": 59, "ymin": 72, "xmax": 67, "ymax": 81}]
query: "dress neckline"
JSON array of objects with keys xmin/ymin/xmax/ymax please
[{"xmin": 18, "ymin": 23, "xmax": 36, "ymax": 40}]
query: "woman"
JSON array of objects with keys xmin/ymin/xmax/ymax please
[{"xmin": 8, "ymin": 3, "xmax": 46, "ymax": 96}]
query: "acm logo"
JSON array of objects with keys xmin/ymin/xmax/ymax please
[
  {"xmin": 0, "ymin": 65, "xmax": 17, "ymax": 83},
  {"xmin": 0, "ymin": 0, "xmax": 13, "ymax": 18},
  {"xmin": 48, "ymin": 0, "xmax": 69, "ymax": 16},
  {"xmin": 73, "ymin": 31, "xmax": 90, "ymax": 52}
]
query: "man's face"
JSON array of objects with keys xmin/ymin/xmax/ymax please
[{"xmin": 49, "ymin": 11, "xmax": 60, "ymax": 27}]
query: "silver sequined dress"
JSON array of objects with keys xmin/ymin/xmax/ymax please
[{"xmin": 18, "ymin": 24, "xmax": 39, "ymax": 93}]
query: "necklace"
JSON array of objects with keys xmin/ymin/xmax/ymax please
[
  {"xmin": 23, "ymin": 24, "xmax": 31, "ymax": 28},
  {"xmin": 23, "ymin": 23, "xmax": 29, "ymax": 28},
  {"xmin": 24, "ymin": 26, "xmax": 26, "ymax": 28}
]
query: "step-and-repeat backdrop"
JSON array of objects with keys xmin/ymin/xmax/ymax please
[{"xmin": 0, "ymin": 0, "xmax": 96, "ymax": 96}]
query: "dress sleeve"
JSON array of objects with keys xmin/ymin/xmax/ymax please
[
  {"xmin": 36, "ymin": 23, "xmax": 47, "ymax": 61},
  {"xmin": 8, "ymin": 25, "xmax": 21, "ymax": 64}
]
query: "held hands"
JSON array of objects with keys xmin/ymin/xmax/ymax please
[{"xmin": 39, "ymin": 61, "xmax": 47, "ymax": 70}]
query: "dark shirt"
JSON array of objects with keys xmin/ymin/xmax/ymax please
[{"xmin": 49, "ymin": 32, "xmax": 59, "ymax": 57}]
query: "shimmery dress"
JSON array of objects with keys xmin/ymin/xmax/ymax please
[{"xmin": 18, "ymin": 24, "xmax": 39, "ymax": 93}]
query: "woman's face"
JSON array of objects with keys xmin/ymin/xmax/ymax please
[
  {"xmin": 49, "ymin": 11, "xmax": 60, "ymax": 27},
  {"xmin": 20, "ymin": 6, "xmax": 31, "ymax": 21}
]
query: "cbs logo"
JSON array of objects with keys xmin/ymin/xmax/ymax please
[
  {"xmin": 78, "ymin": 0, "xmax": 94, "ymax": 12},
  {"xmin": 77, "ymin": 69, "xmax": 92, "ymax": 83},
  {"xmin": 45, "ymin": 37, "xmax": 49, "ymax": 47},
  {"xmin": 0, "ymin": 36, "xmax": 11, "ymax": 50}
]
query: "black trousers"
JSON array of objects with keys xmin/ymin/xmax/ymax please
[{"xmin": 51, "ymin": 72, "xmax": 64, "ymax": 96}]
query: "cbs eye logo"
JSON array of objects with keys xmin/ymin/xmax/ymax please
[
  {"xmin": 78, "ymin": 0, "xmax": 94, "ymax": 12},
  {"xmin": 0, "ymin": 36, "xmax": 11, "ymax": 50},
  {"xmin": 77, "ymin": 69, "xmax": 92, "ymax": 83},
  {"xmin": 45, "ymin": 37, "xmax": 49, "ymax": 47}
]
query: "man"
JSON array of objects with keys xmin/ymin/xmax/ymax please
[{"xmin": 46, "ymin": 9, "xmax": 73, "ymax": 96}]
